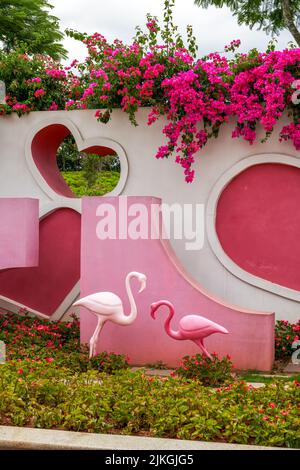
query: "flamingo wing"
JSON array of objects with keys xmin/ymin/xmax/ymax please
[
  {"xmin": 74, "ymin": 291, "xmax": 123, "ymax": 315},
  {"xmin": 179, "ymin": 315, "xmax": 228, "ymax": 335}
]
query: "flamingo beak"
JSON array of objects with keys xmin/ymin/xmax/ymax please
[
  {"xmin": 138, "ymin": 276, "xmax": 147, "ymax": 293},
  {"xmin": 219, "ymin": 325, "xmax": 229, "ymax": 335},
  {"xmin": 150, "ymin": 303, "xmax": 158, "ymax": 319}
]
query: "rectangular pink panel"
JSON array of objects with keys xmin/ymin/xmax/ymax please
[
  {"xmin": 0, "ymin": 198, "xmax": 39, "ymax": 269},
  {"xmin": 80, "ymin": 196, "xmax": 274, "ymax": 371}
]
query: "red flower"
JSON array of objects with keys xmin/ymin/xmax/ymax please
[
  {"xmin": 36, "ymin": 325, "xmax": 46, "ymax": 331},
  {"xmin": 34, "ymin": 88, "xmax": 45, "ymax": 98},
  {"xmin": 17, "ymin": 369, "xmax": 23, "ymax": 374},
  {"xmin": 45, "ymin": 357, "xmax": 54, "ymax": 363}
]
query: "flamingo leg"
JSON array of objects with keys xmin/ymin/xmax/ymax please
[
  {"xmin": 192, "ymin": 338, "xmax": 212, "ymax": 360},
  {"xmin": 89, "ymin": 316, "xmax": 104, "ymax": 358}
]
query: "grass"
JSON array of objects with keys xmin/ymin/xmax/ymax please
[{"xmin": 61, "ymin": 170, "xmax": 120, "ymax": 196}]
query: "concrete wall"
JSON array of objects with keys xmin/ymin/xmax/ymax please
[{"xmin": 0, "ymin": 109, "xmax": 299, "ymax": 323}]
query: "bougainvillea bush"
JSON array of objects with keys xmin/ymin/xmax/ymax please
[
  {"xmin": 275, "ymin": 319, "xmax": 300, "ymax": 360},
  {"xmin": 0, "ymin": 0, "xmax": 299, "ymax": 182}
]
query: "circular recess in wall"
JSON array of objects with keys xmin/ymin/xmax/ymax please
[{"xmin": 206, "ymin": 153, "xmax": 300, "ymax": 301}]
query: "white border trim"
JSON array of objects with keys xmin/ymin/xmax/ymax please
[
  {"xmin": 25, "ymin": 116, "xmax": 128, "ymax": 203},
  {"xmin": 206, "ymin": 153, "xmax": 300, "ymax": 302}
]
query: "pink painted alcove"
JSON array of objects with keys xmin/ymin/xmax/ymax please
[
  {"xmin": 31, "ymin": 124, "xmax": 117, "ymax": 198},
  {"xmin": 0, "ymin": 198, "xmax": 39, "ymax": 270},
  {"xmin": 80, "ymin": 196, "xmax": 274, "ymax": 371},
  {"xmin": 216, "ymin": 163, "xmax": 300, "ymax": 292},
  {"xmin": 0, "ymin": 208, "xmax": 81, "ymax": 316}
]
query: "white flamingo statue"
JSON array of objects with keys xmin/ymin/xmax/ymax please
[{"xmin": 73, "ymin": 271, "xmax": 146, "ymax": 358}]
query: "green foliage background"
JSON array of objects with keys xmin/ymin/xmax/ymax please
[
  {"xmin": 0, "ymin": 0, "xmax": 67, "ymax": 59},
  {"xmin": 61, "ymin": 171, "xmax": 120, "ymax": 197}
]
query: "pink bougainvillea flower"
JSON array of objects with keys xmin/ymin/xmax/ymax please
[
  {"xmin": 2, "ymin": 13, "xmax": 300, "ymax": 183},
  {"xmin": 30, "ymin": 77, "xmax": 42, "ymax": 83},
  {"xmin": 45, "ymin": 69, "xmax": 66, "ymax": 79},
  {"xmin": 34, "ymin": 88, "xmax": 45, "ymax": 98},
  {"xmin": 49, "ymin": 101, "xmax": 58, "ymax": 111}
]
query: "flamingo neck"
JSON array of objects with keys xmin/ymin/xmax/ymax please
[
  {"xmin": 119, "ymin": 272, "xmax": 138, "ymax": 325},
  {"xmin": 159, "ymin": 301, "xmax": 181, "ymax": 340}
]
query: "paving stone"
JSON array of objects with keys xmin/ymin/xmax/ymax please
[
  {"xmin": 247, "ymin": 382, "xmax": 265, "ymax": 388},
  {"xmin": 284, "ymin": 363, "xmax": 300, "ymax": 374}
]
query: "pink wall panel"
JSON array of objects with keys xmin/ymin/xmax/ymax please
[
  {"xmin": 0, "ymin": 208, "xmax": 81, "ymax": 316},
  {"xmin": 216, "ymin": 163, "xmax": 300, "ymax": 292},
  {"xmin": 80, "ymin": 196, "xmax": 274, "ymax": 371},
  {"xmin": 0, "ymin": 198, "xmax": 39, "ymax": 269}
]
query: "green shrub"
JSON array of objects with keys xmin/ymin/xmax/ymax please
[
  {"xmin": 0, "ymin": 311, "xmax": 130, "ymax": 373},
  {"xmin": 61, "ymin": 170, "xmax": 120, "ymax": 196},
  {"xmin": 0, "ymin": 314, "xmax": 299, "ymax": 447},
  {"xmin": 275, "ymin": 320, "xmax": 300, "ymax": 360},
  {"xmin": 0, "ymin": 312, "xmax": 80, "ymax": 355},
  {"xmin": 176, "ymin": 353, "xmax": 233, "ymax": 387},
  {"xmin": 89, "ymin": 352, "xmax": 129, "ymax": 373},
  {"xmin": 0, "ymin": 363, "xmax": 298, "ymax": 447}
]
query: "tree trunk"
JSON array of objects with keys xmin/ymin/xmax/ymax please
[{"xmin": 282, "ymin": 0, "xmax": 300, "ymax": 46}]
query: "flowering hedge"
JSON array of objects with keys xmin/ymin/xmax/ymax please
[
  {"xmin": 175, "ymin": 353, "xmax": 233, "ymax": 386},
  {"xmin": 0, "ymin": 361, "xmax": 299, "ymax": 447},
  {"xmin": 0, "ymin": 0, "xmax": 299, "ymax": 182},
  {"xmin": 275, "ymin": 319, "xmax": 300, "ymax": 360},
  {"xmin": 0, "ymin": 311, "xmax": 299, "ymax": 446},
  {"xmin": 0, "ymin": 311, "xmax": 80, "ymax": 360}
]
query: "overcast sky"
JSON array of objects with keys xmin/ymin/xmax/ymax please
[{"xmin": 50, "ymin": 0, "xmax": 292, "ymax": 63}]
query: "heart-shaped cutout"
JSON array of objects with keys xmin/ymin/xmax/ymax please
[
  {"xmin": 0, "ymin": 208, "xmax": 81, "ymax": 317},
  {"xmin": 29, "ymin": 122, "xmax": 125, "ymax": 199},
  {"xmin": 216, "ymin": 163, "xmax": 300, "ymax": 292}
]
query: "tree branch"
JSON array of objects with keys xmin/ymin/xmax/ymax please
[{"xmin": 281, "ymin": 0, "xmax": 300, "ymax": 46}]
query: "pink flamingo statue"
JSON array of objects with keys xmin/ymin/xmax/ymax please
[
  {"xmin": 150, "ymin": 300, "xmax": 228, "ymax": 358},
  {"xmin": 73, "ymin": 271, "xmax": 146, "ymax": 358}
]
